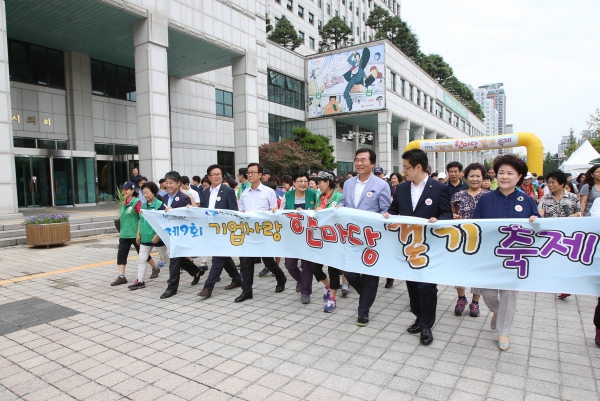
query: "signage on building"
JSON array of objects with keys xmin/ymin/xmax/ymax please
[
  {"xmin": 420, "ymin": 134, "xmax": 519, "ymax": 152},
  {"xmin": 436, "ymin": 87, "xmax": 469, "ymax": 121},
  {"xmin": 307, "ymin": 43, "xmax": 385, "ymax": 118}
]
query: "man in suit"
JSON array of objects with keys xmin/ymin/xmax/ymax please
[
  {"xmin": 197, "ymin": 164, "xmax": 242, "ymax": 299},
  {"xmin": 385, "ymin": 149, "xmax": 452, "ymax": 345},
  {"xmin": 339, "ymin": 148, "xmax": 391, "ymax": 327},
  {"xmin": 160, "ymin": 170, "xmax": 203, "ymax": 299}
]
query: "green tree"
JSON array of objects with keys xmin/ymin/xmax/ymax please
[
  {"xmin": 386, "ymin": 17, "xmax": 422, "ymax": 63},
  {"xmin": 443, "ymin": 76, "xmax": 484, "ymax": 120},
  {"xmin": 585, "ymin": 108, "xmax": 600, "ymax": 153},
  {"xmin": 265, "ymin": 13, "xmax": 273, "ymax": 33},
  {"xmin": 365, "ymin": 6, "xmax": 390, "ymax": 38},
  {"xmin": 564, "ymin": 128, "xmax": 578, "ymax": 158},
  {"xmin": 259, "ymin": 140, "xmax": 322, "ymax": 176},
  {"xmin": 268, "ymin": 15, "xmax": 302, "ymax": 50},
  {"xmin": 319, "ymin": 16, "xmax": 353, "ymax": 51},
  {"xmin": 420, "ymin": 54, "xmax": 453, "ymax": 85},
  {"xmin": 292, "ymin": 127, "xmax": 337, "ymax": 170},
  {"xmin": 543, "ymin": 152, "xmax": 558, "ymax": 175}
]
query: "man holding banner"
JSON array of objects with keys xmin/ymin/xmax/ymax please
[
  {"xmin": 385, "ymin": 149, "xmax": 452, "ymax": 346},
  {"xmin": 339, "ymin": 148, "xmax": 391, "ymax": 327}
]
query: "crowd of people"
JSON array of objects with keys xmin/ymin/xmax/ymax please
[{"xmin": 112, "ymin": 150, "xmax": 600, "ymax": 352}]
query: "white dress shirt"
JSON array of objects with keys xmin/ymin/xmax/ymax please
[
  {"xmin": 208, "ymin": 184, "xmax": 221, "ymax": 209},
  {"xmin": 354, "ymin": 174, "xmax": 371, "ymax": 207},
  {"xmin": 238, "ymin": 183, "xmax": 277, "ymax": 212},
  {"xmin": 410, "ymin": 176, "xmax": 429, "ymax": 211}
]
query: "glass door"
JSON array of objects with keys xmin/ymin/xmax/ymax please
[
  {"xmin": 14, "ymin": 156, "xmax": 52, "ymax": 207},
  {"xmin": 15, "ymin": 156, "xmax": 32, "ymax": 207},
  {"xmin": 73, "ymin": 157, "xmax": 96, "ymax": 204},
  {"xmin": 52, "ymin": 158, "xmax": 73, "ymax": 205}
]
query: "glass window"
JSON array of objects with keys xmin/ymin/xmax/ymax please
[
  {"xmin": 309, "ymin": 37, "xmax": 315, "ymax": 49},
  {"xmin": 356, "ymin": 6, "xmax": 359, "ymax": 16},
  {"xmin": 417, "ymin": 89, "xmax": 421, "ymax": 106},
  {"xmin": 356, "ymin": 26, "xmax": 360, "ymax": 35},
  {"xmin": 275, "ymin": 17, "xmax": 280, "ymax": 25},
  {"xmin": 391, "ymin": 73, "xmax": 396, "ymax": 92},
  {"xmin": 267, "ymin": 69, "xmax": 305, "ymax": 111},
  {"xmin": 336, "ymin": 121, "xmax": 353, "ymax": 139},
  {"xmin": 350, "ymin": 1, "xmax": 353, "ymax": 8},
  {"xmin": 350, "ymin": 21, "xmax": 353, "ymax": 29},
  {"xmin": 37, "ymin": 139, "xmax": 56, "ymax": 149},
  {"xmin": 269, "ymin": 114, "xmax": 305, "ymax": 143},
  {"xmin": 114, "ymin": 145, "xmax": 138, "ymax": 155},
  {"xmin": 287, "ymin": 0, "xmax": 293, "ymax": 11},
  {"xmin": 298, "ymin": 5, "xmax": 304, "ymax": 18},
  {"xmin": 217, "ymin": 151, "xmax": 235, "ymax": 176},
  {"xmin": 13, "ymin": 137, "xmax": 36, "ymax": 148},
  {"xmin": 91, "ymin": 59, "xmax": 136, "ymax": 101},
  {"xmin": 216, "ymin": 89, "xmax": 233, "ymax": 117},
  {"xmin": 335, "ymin": 10, "xmax": 339, "ymax": 17},
  {"xmin": 94, "ymin": 143, "xmax": 114, "ymax": 155},
  {"xmin": 309, "ymin": 12, "xmax": 314, "ymax": 24},
  {"xmin": 326, "ymin": 4, "xmax": 330, "ymax": 14},
  {"xmin": 318, "ymin": 20, "xmax": 322, "ymax": 29},
  {"xmin": 8, "ymin": 39, "xmax": 65, "ymax": 89},
  {"xmin": 342, "ymin": 0, "xmax": 346, "ymax": 4},
  {"xmin": 337, "ymin": 161, "xmax": 353, "ymax": 176},
  {"xmin": 409, "ymin": 84, "xmax": 414, "ymax": 102},
  {"xmin": 343, "ymin": 16, "xmax": 346, "ymax": 23},
  {"xmin": 362, "ymin": 12, "xmax": 365, "ymax": 21},
  {"xmin": 392, "ymin": 130, "xmax": 398, "ymax": 150},
  {"xmin": 298, "ymin": 31, "xmax": 305, "ymax": 44},
  {"xmin": 56, "ymin": 141, "xmax": 68, "ymax": 150},
  {"xmin": 400, "ymin": 79, "xmax": 405, "ymax": 97},
  {"xmin": 318, "ymin": 0, "xmax": 322, "ymax": 8},
  {"xmin": 363, "ymin": 31, "xmax": 366, "ymax": 40}
]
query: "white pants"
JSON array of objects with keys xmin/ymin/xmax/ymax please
[
  {"xmin": 138, "ymin": 244, "xmax": 169, "ymax": 282},
  {"xmin": 479, "ymin": 288, "xmax": 518, "ymax": 336}
]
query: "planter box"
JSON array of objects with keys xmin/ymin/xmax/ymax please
[{"xmin": 25, "ymin": 222, "xmax": 71, "ymax": 247}]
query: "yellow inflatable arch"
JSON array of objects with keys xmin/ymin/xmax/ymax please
[{"xmin": 404, "ymin": 132, "xmax": 544, "ymax": 176}]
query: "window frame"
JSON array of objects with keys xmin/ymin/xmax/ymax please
[
  {"xmin": 298, "ymin": 5, "xmax": 304, "ymax": 18},
  {"xmin": 215, "ymin": 88, "xmax": 233, "ymax": 118},
  {"xmin": 308, "ymin": 12, "xmax": 314, "ymax": 24},
  {"xmin": 287, "ymin": 0, "xmax": 293, "ymax": 11},
  {"xmin": 91, "ymin": 59, "xmax": 136, "ymax": 102},
  {"xmin": 8, "ymin": 39, "xmax": 65, "ymax": 89}
]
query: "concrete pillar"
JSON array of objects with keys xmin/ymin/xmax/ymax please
[
  {"xmin": 134, "ymin": 13, "xmax": 171, "ymax": 182},
  {"xmin": 398, "ymin": 119, "xmax": 410, "ymax": 154},
  {"xmin": 377, "ymin": 111, "xmax": 392, "ymax": 173},
  {"xmin": 64, "ymin": 51, "xmax": 93, "ymax": 152},
  {"xmin": 414, "ymin": 124, "xmax": 424, "ymax": 141},
  {"xmin": 232, "ymin": 52, "xmax": 258, "ymax": 170},
  {"xmin": 0, "ymin": 1, "xmax": 19, "ymax": 217}
]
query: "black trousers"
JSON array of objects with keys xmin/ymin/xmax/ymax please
[
  {"xmin": 203, "ymin": 256, "xmax": 241, "ymax": 290},
  {"xmin": 117, "ymin": 237, "xmax": 151, "ymax": 265},
  {"xmin": 240, "ymin": 257, "xmax": 286, "ymax": 295},
  {"xmin": 594, "ymin": 298, "xmax": 600, "ymax": 329},
  {"xmin": 167, "ymin": 257, "xmax": 200, "ymax": 292},
  {"xmin": 312, "ymin": 264, "xmax": 342, "ymax": 290},
  {"xmin": 406, "ymin": 280, "xmax": 438, "ymax": 329},
  {"xmin": 343, "ymin": 272, "xmax": 379, "ymax": 317}
]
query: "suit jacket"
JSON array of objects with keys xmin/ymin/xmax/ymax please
[
  {"xmin": 161, "ymin": 190, "xmax": 191, "ymax": 209},
  {"xmin": 388, "ymin": 177, "xmax": 452, "ymax": 220},
  {"xmin": 339, "ymin": 174, "xmax": 391, "ymax": 214},
  {"xmin": 200, "ymin": 185, "xmax": 238, "ymax": 211}
]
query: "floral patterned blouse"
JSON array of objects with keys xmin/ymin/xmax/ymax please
[
  {"xmin": 451, "ymin": 189, "xmax": 489, "ymax": 219},
  {"xmin": 538, "ymin": 191, "xmax": 581, "ymax": 217}
]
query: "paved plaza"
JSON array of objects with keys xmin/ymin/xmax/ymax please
[{"xmin": 0, "ymin": 233, "xmax": 599, "ymax": 401}]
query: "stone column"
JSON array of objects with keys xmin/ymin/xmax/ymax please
[
  {"xmin": 427, "ymin": 131, "xmax": 437, "ymax": 171},
  {"xmin": 398, "ymin": 119, "xmax": 410, "ymax": 154},
  {"xmin": 414, "ymin": 124, "xmax": 424, "ymax": 141},
  {"xmin": 64, "ymin": 51, "xmax": 93, "ymax": 152},
  {"xmin": 377, "ymin": 111, "xmax": 392, "ymax": 173},
  {"xmin": 133, "ymin": 13, "xmax": 171, "ymax": 182},
  {"xmin": 232, "ymin": 52, "xmax": 258, "ymax": 170},
  {"xmin": 0, "ymin": 1, "xmax": 19, "ymax": 217}
]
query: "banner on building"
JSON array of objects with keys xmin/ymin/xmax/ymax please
[
  {"xmin": 307, "ymin": 44, "xmax": 385, "ymax": 117},
  {"xmin": 143, "ymin": 208, "xmax": 600, "ymax": 296}
]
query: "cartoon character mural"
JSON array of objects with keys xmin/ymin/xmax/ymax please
[{"xmin": 307, "ymin": 44, "xmax": 385, "ymax": 118}]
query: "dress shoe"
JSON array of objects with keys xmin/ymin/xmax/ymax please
[
  {"xmin": 235, "ymin": 293, "xmax": 253, "ymax": 303},
  {"xmin": 385, "ymin": 278, "xmax": 394, "ymax": 288},
  {"xmin": 275, "ymin": 278, "xmax": 287, "ymax": 293},
  {"xmin": 407, "ymin": 320, "xmax": 422, "ymax": 334},
  {"xmin": 160, "ymin": 290, "xmax": 177, "ymax": 299},
  {"xmin": 191, "ymin": 270, "xmax": 203, "ymax": 285},
  {"xmin": 197, "ymin": 288, "xmax": 212, "ymax": 298},
  {"xmin": 420, "ymin": 328, "xmax": 433, "ymax": 345},
  {"xmin": 224, "ymin": 280, "xmax": 241, "ymax": 290}
]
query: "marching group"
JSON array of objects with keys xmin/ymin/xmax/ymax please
[{"xmin": 113, "ymin": 149, "xmax": 600, "ymax": 352}]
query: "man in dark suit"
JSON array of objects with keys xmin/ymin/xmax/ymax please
[
  {"xmin": 160, "ymin": 170, "xmax": 203, "ymax": 299},
  {"xmin": 197, "ymin": 164, "xmax": 242, "ymax": 299},
  {"xmin": 385, "ymin": 149, "xmax": 452, "ymax": 345}
]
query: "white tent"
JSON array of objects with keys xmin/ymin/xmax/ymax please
[{"xmin": 559, "ymin": 140, "xmax": 600, "ymax": 176}]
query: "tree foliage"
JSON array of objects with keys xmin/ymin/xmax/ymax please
[
  {"xmin": 292, "ymin": 127, "xmax": 337, "ymax": 170},
  {"xmin": 564, "ymin": 128, "xmax": 578, "ymax": 158},
  {"xmin": 443, "ymin": 77, "xmax": 485, "ymax": 120},
  {"xmin": 543, "ymin": 152, "xmax": 559, "ymax": 176},
  {"xmin": 259, "ymin": 140, "xmax": 322, "ymax": 176},
  {"xmin": 265, "ymin": 13, "xmax": 273, "ymax": 33},
  {"xmin": 365, "ymin": 6, "xmax": 390, "ymax": 37},
  {"xmin": 420, "ymin": 54, "xmax": 453, "ymax": 85},
  {"xmin": 319, "ymin": 16, "xmax": 353, "ymax": 51},
  {"xmin": 268, "ymin": 16, "xmax": 302, "ymax": 50}
]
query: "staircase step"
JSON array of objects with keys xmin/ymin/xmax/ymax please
[{"xmin": 0, "ymin": 229, "xmax": 25, "ymax": 239}]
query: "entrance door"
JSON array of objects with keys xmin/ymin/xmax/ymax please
[
  {"xmin": 52, "ymin": 158, "xmax": 73, "ymax": 205},
  {"xmin": 14, "ymin": 156, "xmax": 52, "ymax": 207}
]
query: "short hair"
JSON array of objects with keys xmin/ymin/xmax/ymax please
[
  {"xmin": 431, "ymin": 172, "xmax": 438, "ymax": 179},
  {"xmin": 224, "ymin": 176, "xmax": 237, "ymax": 188},
  {"xmin": 347, "ymin": 171, "xmax": 358, "ymax": 177},
  {"xmin": 545, "ymin": 170, "xmax": 566, "ymax": 186},
  {"xmin": 576, "ymin": 173, "xmax": 585, "ymax": 182},
  {"xmin": 262, "ymin": 181, "xmax": 277, "ymax": 190},
  {"xmin": 446, "ymin": 161, "xmax": 463, "ymax": 172},
  {"xmin": 537, "ymin": 176, "xmax": 545, "ymax": 180},
  {"xmin": 159, "ymin": 178, "xmax": 166, "ymax": 184},
  {"xmin": 139, "ymin": 176, "xmax": 148, "ymax": 182},
  {"xmin": 132, "ymin": 166, "xmax": 138, "ymax": 171},
  {"xmin": 201, "ymin": 176, "xmax": 211, "ymax": 185},
  {"xmin": 565, "ymin": 172, "xmax": 573, "ymax": 178},
  {"xmin": 192, "ymin": 175, "xmax": 201, "ymax": 183},
  {"xmin": 164, "ymin": 171, "xmax": 181, "ymax": 183},
  {"xmin": 487, "ymin": 167, "xmax": 494, "ymax": 172},
  {"xmin": 337, "ymin": 177, "xmax": 348, "ymax": 189},
  {"xmin": 463, "ymin": 163, "xmax": 486, "ymax": 179},
  {"xmin": 483, "ymin": 175, "xmax": 492, "ymax": 181},
  {"xmin": 141, "ymin": 182, "xmax": 158, "ymax": 195},
  {"xmin": 238, "ymin": 167, "xmax": 248, "ymax": 179},
  {"xmin": 401, "ymin": 149, "xmax": 428, "ymax": 171},
  {"xmin": 269, "ymin": 175, "xmax": 280, "ymax": 185},
  {"xmin": 281, "ymin": 175, "xmax": 293, "ymax": 185},
  {"xmin": 292, "ymin": 170, "xmax": 310, "ymax": 182},
  {"xmin": 355, "ymin": 148, "xmax": 376, "ymax": 165},
  {"xmin": 390, "ymin": 172, "xmax": 403, "ymax": 183},
  {"xmin": 207, "ymin": 164, "xmax": 223, "ymax": 176},
  {"xmin": 181, "ymin": 175, "xmax": 190, "ymax": 185},
  {"xmin": 247, "ymin": 163, "xmax": 264, "ymax": 174},
  {"xmin": 492, "ymin": 155, "xmax": 528, "ymax": 186}
]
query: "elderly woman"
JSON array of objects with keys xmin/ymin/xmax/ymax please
[
  {"xmin": 451, "ymin": 163, "xmax": 488, "ymax": 317},
  {"xmin": 472, "ymin": 155, "xmax": 540, "ymax": 351}
]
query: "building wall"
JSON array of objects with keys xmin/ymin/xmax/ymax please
[{"xmin": 92, "ymin": 96, "xmax": 137, "ymax": 145}]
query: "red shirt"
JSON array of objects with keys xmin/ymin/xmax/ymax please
[{"xmin": 125, "ymin": 197, "xmax": 141, "ymax": 214}]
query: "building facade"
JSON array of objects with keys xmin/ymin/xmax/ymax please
[
  {"xmin": 475, "ymin": 82, "xmax": 507, "ymax": 134},
  {"xmin": 0, "ymin": 0, "xmax": 484, "ymax": 218}
]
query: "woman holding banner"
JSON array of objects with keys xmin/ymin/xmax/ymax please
[{"xmin": 472, "ymin": 155, "xmax": 540, "ymax": 351}]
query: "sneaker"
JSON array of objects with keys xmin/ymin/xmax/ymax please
[
  {"xmin": 596, "ymin": 328, "xmax": 600, "ymax": 348},
  {"xmin": 150, "ymin": 268, "xmax": 160, "ymax": 279},
  {"xmin": 323, "ymin": 287, "xmax": 331, "ymax": 301},
  {"xmin": 324, "ymin": 297, "xmax": 336, "ymax": 313},
  {"xmin": 157, "ymin": 260, "xmax": 165, "ymax": 268},
  {"xmin": 301, "ymin": 294, "xmax": 310, "ymax": 304},
  {"xmin": 258, "ymin": 268, "xmax": 270, "ymax": 278},
  {"xmin": 455, "ymin": 296, "xmax": 468, "ymax": 315},
  {"xmin": 469, "ymin": 301, "xmax": 480, "ymax": 317},
  {"xmin": 296, "ymin": 282, "xmax": 301, "ymax": 293},
  {"xmin": 357, "ymin": 316, "xmax": 369, "ymax": 327},
  {"xmin": 341, "ymin": 284, "xmax": 350, "ymax": 296},
  {"xmin": 128, "ymin": 280, "xmax": 145, "ymax": 290},
  {"xmin": 111, "ymin": 276, "xmax": 127, "ymax": 286}
]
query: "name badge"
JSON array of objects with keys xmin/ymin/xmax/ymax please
[
  {"xmin": 515, "ymin": 205, "xmax": 523, "ymax": 212},
  {"xmin": 216, "ymin": 197, "xmax": 221, "ymax": 201},
  {"xmin": 425, "ymin": 198, "xmax": 432, "ymax": 206},
  {"xmin": 366, "ymin": 191, "xmax": 373, "ymax": 198}
]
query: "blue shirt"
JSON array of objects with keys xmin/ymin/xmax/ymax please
[
  {"xmin": 158, "ymin": 189, "xmax": 168, "ymax": 198},
  {"xmin": 167, "ymin": 193, "xmax": 176, "ymax": 207},
  {"xmin": 473, "ymin": 188, "xmax": 540, "ymax": 219}
]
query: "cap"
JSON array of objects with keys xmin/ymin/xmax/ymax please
[
  {"xmin": 316, "ymin": 171, "xmax": 335, "ymax": 182},
  {"xmin": 438, "ymin": 172, "xmax": 447, "ymax": 179},
  {"xmin": 121, "ymin": 181, "xmax": 136, "ymax": 190},
  {"xmin": 374, "ymin": 167, "xmax": 384, "ymax": 174},
  {"xmin": 525, "ymin": 172, "xmax": 534, "ymax": 180},
  {"xmin": 263, "ymin": 169, "xmax": 271, "ymax": 175}
]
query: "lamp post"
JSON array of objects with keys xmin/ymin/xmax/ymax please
[{"xmin": 341, "ymin": 131, "xmax": 374, "ymax": 151}]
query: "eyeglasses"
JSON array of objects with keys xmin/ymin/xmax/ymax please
[
  {"xmin": 209, "ymin": 173, "xmax": 222, "ymax": 177},
  {"xmin": 402, "ymin": 166, "xmax": 414, "ymax": 171},
  {"xmin": 247, "ymin": 171, "xmax": 260, "ymax": 175}
]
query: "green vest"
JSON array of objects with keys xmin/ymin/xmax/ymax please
[
  {"xmin": 139, "ymin": 199, "xmax": 163, "ymax": 243},
  {"xmin": 284, "ymin": 189, "xmax": 318, "ymax": 210},
  {"xmin": 319, "ymin": 190, "xmax": 343, "ymax": 209},
  {"xmin": 119, "ymin": 197, "xmax": 140, "ymax": 239}
]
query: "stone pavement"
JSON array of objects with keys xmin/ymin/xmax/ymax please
[{"xmin": 0, "ymin": 234, "xmax": 599, "ymax": 400}]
